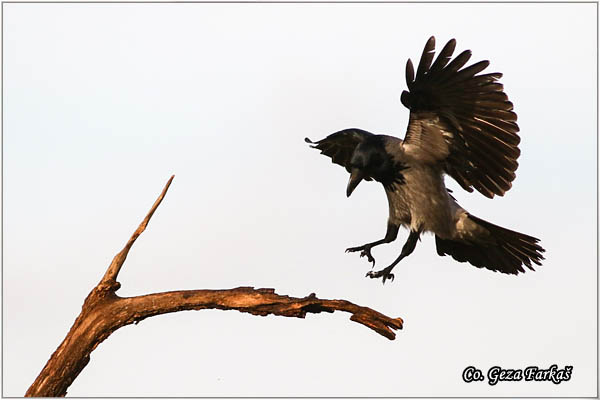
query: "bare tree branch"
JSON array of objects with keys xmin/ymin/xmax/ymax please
[
  {"xmin": 99, "ymin": 175, "xmax": 174, "ymax": 290},
  {"xmin": 25, "ymin": 176, "xmax": 403, "ymax": 397}
]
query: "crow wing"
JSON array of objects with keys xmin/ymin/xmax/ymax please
[
  {"xmin": 305, "ymin": 128, "xmax": 374, "ymax": 179},
  {"xmin": 401, "ymin": 37, "xmax": 520, "ymax": 198}
]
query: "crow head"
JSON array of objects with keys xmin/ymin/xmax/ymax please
[{"xmin": 347, "ymin": 137, "xmax": 401, "ymax": 197}]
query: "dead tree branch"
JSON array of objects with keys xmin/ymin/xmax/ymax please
[{"xmin": 25, "ymin": 176, "xmax": 403, "ymax": 397}]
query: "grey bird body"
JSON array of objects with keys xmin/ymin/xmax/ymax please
[
  {"xmin": 382, "ymin": 135, "xmax": 484, "ymax": 242},
  {"xmin": 306, "ymin": 37, "xmax": 544, "ymax": 282}
]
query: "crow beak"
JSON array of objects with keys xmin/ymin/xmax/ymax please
[{"xmin": 346, "ymin": 168, "xmax": 365, "ymax": 197}]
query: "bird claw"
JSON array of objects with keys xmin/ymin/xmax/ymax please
[
  {"xmin": 346, "ymin": 245, "xmax": 376, "ymax": 266},
  {"xmin": 366, "ymin": 267, "xmax": 395, "ymax": 284}
]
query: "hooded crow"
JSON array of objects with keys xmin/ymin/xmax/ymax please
[{"xmin": 306, "ymin": 37, "xmax": 545, "ymax": 283}]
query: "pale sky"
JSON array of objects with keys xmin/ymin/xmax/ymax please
[{"xmin": 2, "ymin": 2, "xmax": 597, "ymax": 397}]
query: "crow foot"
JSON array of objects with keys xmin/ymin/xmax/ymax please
[
  {"xmin": 366, "ymin": 266, "xmax": 395, "ymax": 284},
  {"xmin": 345, "ymin": 245, "xmax": 375, "ymax": 266}
]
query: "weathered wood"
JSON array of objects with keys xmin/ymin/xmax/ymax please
[{"xmin": 25, "ymin": 176, "xmax": 403, "ymax": 397}]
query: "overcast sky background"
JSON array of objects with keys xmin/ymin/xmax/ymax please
[{"xmin": 2, "ymin": 2, "xmax": 597, "ymax": 397}]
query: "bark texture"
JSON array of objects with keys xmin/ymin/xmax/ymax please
[{"xmin": 25, "ymin": 176, "xmax": 403, "ymax": 397}]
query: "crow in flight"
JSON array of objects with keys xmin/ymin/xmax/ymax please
[{"xmin": 306, "ymin": 37, "xmax": 545, "ymax": 283}]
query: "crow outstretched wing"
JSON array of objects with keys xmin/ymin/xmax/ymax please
[{"xmin": 401, "ymin": 37, "xmax": 520, "ymax": 198}]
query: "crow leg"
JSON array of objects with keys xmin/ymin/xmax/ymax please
[
  {"xmin": 366, "ymin": 229, "xmax": 421, "ymax": 284},
  {"xmin": 346, "ymin": 223, "xmax": 399, "ymax": 266}
]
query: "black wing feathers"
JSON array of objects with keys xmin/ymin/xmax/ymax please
[
  {"xmin": 428, "ymin": 39, "xmax": 456, "ymax": 74},
  {"xmin": 415, "ymin": 36, "xmax": 436, "ymax": 80},
  {"xmin": 405, "ymin": 59, "xmax": 414, "ymax": 90},
  {"xmin": 403, "ymin": 37, "xmax": 521, "ymax": 198}
]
